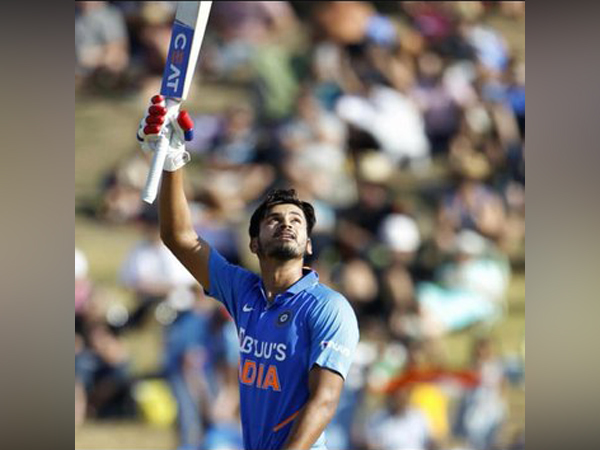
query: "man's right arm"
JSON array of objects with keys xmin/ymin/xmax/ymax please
[
  {"xmin": 159, "ymin": 169, "xmax": 211, "ymax": 290},
  {"xmin": 138, "ymin": 96, "xmax": 211, "ymax": 290}
]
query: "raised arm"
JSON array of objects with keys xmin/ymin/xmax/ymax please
[
  {"xmin": 281, "ymin": 366, "xmax": 344, "ymax": 450},
  {"xmin": 138, "ymin": 95, "xmax": 211, "ymax": 289},
  {"xmin": 159, "ymin": 169, "xmax": 211, "ymax": 289}
]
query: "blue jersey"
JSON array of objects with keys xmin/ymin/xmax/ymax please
[{"xmin": 207, "ymin": 248, "xmax": 359, "ymax": 450}]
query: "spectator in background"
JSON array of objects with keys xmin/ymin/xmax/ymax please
[
  {"xmin": 311, "ymin": 1, "xmax": 393, "ymax": 47},
  {"xmin": 76, "ymin": 252, "xmax": 132, "ymax": 426},
  {"xmin": 188, "ymin": 199, "xmax": 244, "ymax": 267},
  {"xmin": 335, "ymin": 59, "xmax": 431, "ymax": 170},
  {"xmin": 326, "ymin": 326, "xmax": 376, "ymax": 450},
  {"xmin": 332, "ymin": 256, "xmax": 380, "ymax": 319},
  {"xmin": 191, "ymin": 104, "xmax": 276, "ymax": 220},
  {"xmin": 75, "ymin": 247, "xmax": 92, "ymax": 314},
  {"xmin": 309, "ymin": 2, "xmax": 415, "ymax": 103},
  {"xmin": 75, "ymin": 247, "xmax": 92, "ymax": 427},
  {"xmin": 99, "ymin": 150, "xmax": 149, "ymax": 224},
  {"xmin": 310, "ymin": 3, "xmax": 431, "ymax": 169},
  {"xmin": 335, "ymin": 174, "xmax": 394, "ymax": 258},
  {"xmin": 378, "ymin": 212, "xmax": 421, "ymax": 269},
  {"xmin": 207, "ymin": 103, "xmax": 262, "ymax": 166},
  {"xmin": 503, "ymin": 61, "xmax": 525, "ymax": 141},
  {"xmin": 206, "ymin": 1, "xmax": 301, "ymax": 80},
  {"xmin": 507, "ymin": 429, "xmax": 525, "ymax": 450},
  {"xmin": 128, "ymin": 2, "xmax": 177, "ymax": 97},
  {"xmin": 401, "ymin": 1, "xmax": 475, "ymax": 60},
  {"xmin": 363, "ymin": 384, "xmax": 437, "ymax": 450},
  {"xmin": 417, "ymin": 229, "xmax": 510, "ymax": 334},
  {"xmin": 396, "ymin": 339, "xmax": 452, "ymax": 445},
  {"xmin": 377, "ymin": 213, "xmax": 445, "ymax": 341},
  {"xmin": 329, "ymin": 317, "xmax": 388, "ymax": 449},
  {"xmin": 76, "ymin": 287, "xmax": 134, "ymax": 424},
  {"xmin": 278, "ymin": 88, "xmax": 354, "ymax": 207},
  {"xmin": 75, "ymin": 365, "xmax": 86, "ymax": 427},
  {"xmin": 411, "ymin": 51, "xmax": 462, "ymax": 156},
  {"xmin": 164, "ymin": 285, "xmax": 242, "ymax": 432},
  {"xmin": 205, "ymin": 1, "xmax": 305, "ymax": 121},
  {"xmin": 147, "ymin": 265, "xmax": 241, "ymax": 450},
  {"xmin": 460, "ymin": 16, "xmax": 509, "ymax": 77},
  {"xmin": 119, "ymin": 207, "xmax": 198, "ymax": 329},
  {"xmin": 402, "ymin": 2, "xmax": 456, "ymax": 48},
  {"xmin": 205, "ymin": 306, "xmax": 241, "ymax": 423},
  {"xmin": 75, "ymin": 1, "xmax": 130, "ymax": 92},
  {"xmin": 202, "ymin": 305, "xmax": 244, "ymax": 450},
  {"xmin": 453, "ymin": 336, "xmax": 508, "ymax": 450},
  {"xmin": 438, "ymin": 161, "xmax": 507, "ymax": 241},
  {"xmin": 77, "ymin": 322, "xmax": 133, "ymax": 419},
  {"xmin": 161, "ymin": 286, "xmax": 212, "ymax": 450}
]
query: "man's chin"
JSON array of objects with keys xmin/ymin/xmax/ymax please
[{"xmin": 267, "ymin": 244, "xmax": 303, "ymax": 260}]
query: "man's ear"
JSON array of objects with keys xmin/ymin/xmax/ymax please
[
  {"xmin": 306, "ymin": 238, "xmax": 313, "ymax": 256},
  {"xmin": 249, "ymin": 237, "xmax": 259, "ymax": 255}
]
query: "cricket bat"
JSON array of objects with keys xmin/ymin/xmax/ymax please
[{"xmin": 142, "ymin": 1, "xmax": 212, "ymax": 204}]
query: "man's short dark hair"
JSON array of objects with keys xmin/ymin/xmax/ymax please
[{"xmin": 249, "ymin": 189, "xmax": 316, "ymax": 239}]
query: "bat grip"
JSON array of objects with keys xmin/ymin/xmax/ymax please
[
  {"xmin": 141, "ymin": 136, "xmax": 169, "ymax": 204},
  {"xmin": 141, "ymin": 99, "xmax": 180, "ymax": 204}
]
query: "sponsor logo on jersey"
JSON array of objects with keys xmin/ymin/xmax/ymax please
[
  {"xmin": 239, "ymin": 328, "xmax": 287, "ymax": 361},
  {"xmin": 239, "ymin": 359, "xmax": 281, "ymax": 392},
  {"xmin": 236, "ymin": 328, "xmax": 288, "ymax": 392},
  {"xmin": 320, "ymin": 340, "xmax": 351, "ymax": 357}
]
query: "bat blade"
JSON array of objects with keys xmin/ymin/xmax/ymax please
[
  {"xmin": 142, "ymin": 1, "xmax": 212, "ymax": 204},
  {"xmin": 160, "ymin": 1, "xmax": 212, "ymax": 101}
]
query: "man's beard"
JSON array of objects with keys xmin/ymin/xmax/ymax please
[{"xmin": 258, "ymin": 238, "xmax": 305, "ymax": 261}]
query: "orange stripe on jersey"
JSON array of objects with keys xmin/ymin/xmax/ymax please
[{"xmin": 273, "ymin": 410, "xmax": 300, "ymax": 432}]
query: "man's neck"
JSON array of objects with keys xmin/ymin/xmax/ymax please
[{"xmin": 259, "ymin": 258, "xmax": 304, "ymax": 302}]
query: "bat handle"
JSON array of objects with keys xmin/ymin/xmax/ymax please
[
  {"xmin": 141, "ymin": 99, "xmax": 180, "ymax": 204},
  {"xmin": 141, "ymin": 135, "xmax": 169, "ymax": 204}
]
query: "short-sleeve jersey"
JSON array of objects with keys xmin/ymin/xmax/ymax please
[{"xmin": 208, "ymin": 248, "xmax": 359, "ymax": 450}]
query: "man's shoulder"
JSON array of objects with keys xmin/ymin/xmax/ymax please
[
  {"xmin": 307, "ymin": 283, "xmax": 356, "ymax": 319},
  {"xmin": 308, "ymin": 282, "xmax": 347, "ymax": 304},
  {"xmin": 210, "ymin": 248, "xmax": 260, "ymax": 280}
]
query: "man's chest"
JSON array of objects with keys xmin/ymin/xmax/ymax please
[
  {"xmin": 238, "ymin": 302, "xmax": 309, "ymax": 360},
  {"xmin": 235, "ymin": 294, "xmax": 312, "ymax": 392}
]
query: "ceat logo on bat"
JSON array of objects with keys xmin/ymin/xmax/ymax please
[
  {"xmin": 161, "ymin": 22, "xmax": 195, "ymax": 98},
  {"xmin": 172, "ymin": 49, "xmax": 185, "ymax": 65}
]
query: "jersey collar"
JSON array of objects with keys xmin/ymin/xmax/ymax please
[
  {"xmin": 286, "ymin": 267, "xmax": 319, "ymax": 295},
  {"xmin": 258, "ymin": 267, "xmax": 319, "ymax": 307}
]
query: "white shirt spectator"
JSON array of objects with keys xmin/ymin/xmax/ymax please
[
  {"xmin": 75, "ymin": 247, "xmax": 89, "ymax": 280},
  {"xmin": 120, "ymin": 240, "xmax": 196, "ymax": 292},
  {"xmin": 336, "ymin": 85, "xmax": 430, "ymax": 167},
  {"xmin": 365, "ymin": 406, "xmax": 433, "ymax": 450}
]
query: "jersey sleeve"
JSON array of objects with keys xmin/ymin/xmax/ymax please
[
  {"xmin": 307, "ymin": 294, "xmax": 360, "ymax": 380},
  {"xmin": 207, "ymin": 247, "xmax": 257, "ymax": 324}
]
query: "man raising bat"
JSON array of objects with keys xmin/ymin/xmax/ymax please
[{"xmin": 136, "ymin": 98, "xmax": 359, "ymax": 450}]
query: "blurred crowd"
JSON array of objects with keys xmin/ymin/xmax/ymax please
[{"xmin": 76, "ymin": 2, "xmax": 525, "ymax": 450}]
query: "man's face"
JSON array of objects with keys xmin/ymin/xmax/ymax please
[{"xmin": 252, "ymin": 203, "xmax": 312, "ymax": 261}]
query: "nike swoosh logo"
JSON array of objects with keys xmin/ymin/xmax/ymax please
[{"xmin": 243, "ymin": 304, "xmax": 254, "ymax": 312}]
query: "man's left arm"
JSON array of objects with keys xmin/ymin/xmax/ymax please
[{"xmin": 281, "ymin": 366, "xmax": 344, "ymax": 450}]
